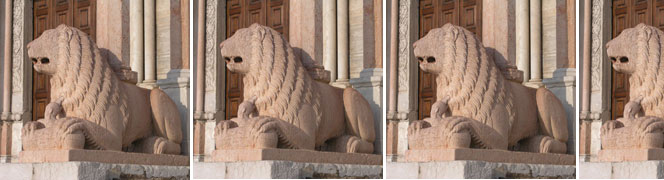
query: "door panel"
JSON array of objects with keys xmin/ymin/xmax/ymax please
[
  {"xmin": 32, "ymin": 0, "xmax": 95, "ymax": 121},
  {"xmin": 418, "ymin": 0, "xmax": 482, "ymax": 119},
  {"xmin": 225, "ymin": 0, "xmax": 289, "ymax": 120}
]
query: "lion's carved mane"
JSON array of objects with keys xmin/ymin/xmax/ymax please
[
  {"xmin": 423, "ymin": 25, "xmax": 516, "ymax": 130},
  {"xmin": 241, "ymin": 26, "xmax": 323, "ymax": 129},
  {"xmin": 49, "ymin": 26, "xmax": 129, "ymax": 129}
]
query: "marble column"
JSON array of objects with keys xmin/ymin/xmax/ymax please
[
  {"xmin": 130, "ymin": 0, "xmax": 144, "ymax": 83},
  {"xmin": 336, "ymin": 0, "xmax": 349, "ymax": 84},
  {"xmin": 323, "ymin": 0, "xmax": 337, "ymax": 82},
  {"xmin": 581, "ymin": 0, "xmax": 591, "ymax": 114},
  {"xmin": 2, "ymin": 0, "xmax": 12, "ymax": 119},
  {"xmin": 143, "ymin": 0, "xmax": 156, "ymax": 87},
  {"xmin": 194, "ymin": 0, "xmax": 206, "ymax": 157},
  {"xmin": 529, "ymin": 0, "xmax": 542, "ymax": 84},
  {"xmin": 515, "ymin": 0, "xmax": 530, "ymax": 82},
  {"xmin": 388, "ymin": 0, "xmax": 398, "ymax": 115}
]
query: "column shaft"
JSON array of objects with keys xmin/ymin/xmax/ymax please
[
  {"xmin": 582, "ymin": 0, "xmax": 591, "ymax": 112},
  {"xmin": 195, "ymin": 0, "xmax": 205, "ymax": 115},
  {"xmin": 516, "ymin": 0, "xmax": 530, "ymax": 82},
  {"xmin": 336, "ymin": 0, "xmax": 349, "ymax": 82},
  {"xmin": 130, "ymin": 0, "xmax": 144, "ymax": 83},
  {"xmin": 2, "ymin": 0, "xmax": 12, "ymax": 117},
  {"xmin": 323, "ymin": 0, "xmax": 337, "ymax": 82},
  {"xmin": 144, "ymin": 0, "xmax": 156, "ymax": 85},
  {"xmin": 388, "ymin": 0, "xmax": 398, "ymax": 113},
  {"xmin": 529, "ymin": 0, "xmax": 542, "ymax": 82}
]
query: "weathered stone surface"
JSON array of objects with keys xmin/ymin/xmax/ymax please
[
  {"xmin": 579, "ymin": 161, "xmax": 664, "ymax": 179},
  {"xmin": 405, "ymin": 149, "xmax": 574, "ymax": 165},
  {"xmin": 211, "ymin": 149, "xmax": 382, "ymax": 165},
  {"xmin": 215, "ymin": 24, "xmax": 376, "ymax": 154},
  {"xmin": 387, "ymin": 161, "xmax": 575, "ymax": 179},
  {"xmin": 598, "ymin": 149, "xmax": 664, "ymax": 162},
  {"xmin": 194, "ymin": 161, "xmax": 382, "ymax": 179},
  {"xmin": 0, "ymin": 162, "xmax": 188, "ymax": 180},
  {"xmin": 409, "ymin": 24, "xmax": 568, "ymax": 154},
  {"xmin": 23, "ymin": 25, "xmax": 183, "ymax": 155},
  {"xmin": 19, "ymin": 149, "xmax": 189, "ymax": 166}
]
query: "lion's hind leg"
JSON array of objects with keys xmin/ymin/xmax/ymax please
[
  {"xmin": 139, "ymin": 88, "xmax": 183, "ymax": 155},
  {"xmin": 340, "ymin": 88, "xmax": 375, "ymax": 154},
  {"xmin": 531, "ymin": 87, "xmax": 569, "ymax": 154}
]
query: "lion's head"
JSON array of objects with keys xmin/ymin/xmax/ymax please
[
  {"xmin": 27, "ymin": 25, "xmax": 125, "ymax": 126},
  {"xmin": 607, "ymin": 24, "xmax": 664, "ymax": 116},
  {"xmin": 412, "ymin": 24, "xmax": 513, "ymax": 126},
  {"xmin": 219, "ymin": 24, "xmax": 321, "ymax": 127}
]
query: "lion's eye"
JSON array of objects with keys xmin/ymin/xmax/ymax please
[
  {"xmin": 224, "ymin": 57, "xmax": 231, "ymax": 62},
  {"xmin": 31, "ymin": 58, "xmax": 38, "ymax": 63},
  {"xmin": 610, "ymin": 57, "xmax": 617, "ymax": 62},
  {"xmin": 233, "ymin": 57, "xmax": 243, "ymax": 63},
  {"xmin": 426, "ymin": 57, "xmax": 436, "ymax": 63},
  {"xmin": 40, "ymin": 58, "xmax": 50, "ymax": 64},
  {"xmin": 620, "ymin": 57, "xmax": 628, "ymax": 63},
  {"xmin": 417, "ymin": 57, "xmax": 424, "ymax": 62}
]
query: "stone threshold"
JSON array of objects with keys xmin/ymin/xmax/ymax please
[
  {"xmin": 599, "ymin": 148, "xmax": 664, "ymax": 162},
  {"xmin": 405, "ymin": 149, "xmax": 575, "ymax": 165},
  {"xmin": 210, "ymin": 148, "xmax": 382, "ymax": 165},
  {"xmin": 194, "ymin": 160, "xmax": 382, "ymax": 179},
  {"xmin": 19, "ymin": 149, "xmax": 189, "ymax": 166}
]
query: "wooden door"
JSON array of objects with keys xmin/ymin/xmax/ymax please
[
  {"xmin": 611, "ymin": 0, "xmax": 664, "ymax": 119},
  {"xmin": 418, "ymin": 0, "xmax": 481, "ymax": 119},
  {"xmin": 32, "ymin": 0, "xmax": 95, "ymax": 121},
  {"xmin": 225, "ymin": 0, "xmax": 288, "ymax": 119}
]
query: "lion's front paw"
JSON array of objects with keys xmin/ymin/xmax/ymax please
[
  {"xmin": 251, "ymin": 117, "xmax": 278, "ymax": 134},
  {"xmin": 601, "ymin": 120, "xmax": 624, "ymax": 135},
  {"xmin": 22, "ymin": 121, "xmax": 45, "ymax": 135},
  {"xmin": 408, "ymin": 120, "xmax": 428, "ymax": 135}
]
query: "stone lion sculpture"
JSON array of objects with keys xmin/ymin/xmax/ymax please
[
  {"xmin": 408, "ymin": 24, "xmax": 568, "ymax": 154},
  {"xmin": 602, "ymin": 24, "xmax": 664, "ymax": 149},
  {"xmin": 22, "ymin": 25, "xmax": 183, "ymax": 155},
  {"xmin": 215, "ymin": 24, "xmax": 376, "ymax": 153}
]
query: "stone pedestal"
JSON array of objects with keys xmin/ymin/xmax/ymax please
[
  {"xmin": 211, "ymin": 149, "xmax": 382, "ymax": 165},
  {"xmin": 598, "ymin": 149, "xmax": 664, "ymax": 162},
  {"xmin": 405, "ymin": 149, "xmax": 574, "ymax": 165},
  {"xmin": 19, "ymin": 150, "xmax": 189, "ymax": 166},
  {"xmin": 579, "ymin": 161, "xmax": 664, "ymax": 179},
  {"xmin": 389, "ymin": 149, "xmax": 576, "ymax": 179},
  {"xmin": 194, "ymin": 161, "xmax": 382, "ymax": 179},
  {"xmin": 386, "ymin": 161, "xmax": 575, "ymax": 179},
  {"xmin": 0, "ymin": 162, "xmax": 189, "ymax": 180},
  {"xmin": 196, "ymin": 149, "xmax": 383, "ymax": 178}
]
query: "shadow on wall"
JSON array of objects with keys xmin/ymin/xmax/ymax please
[{"xmin": 356, "ymin": 69, "xmax": 383, "ymax": 155}]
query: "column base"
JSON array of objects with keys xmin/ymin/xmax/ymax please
[
  {"xmin": 194, "ymin": 160, "xmax": 382, "ymax": 179},
  {"xmin": 330, "ymin": 80, "xmax": 350, "ymax": 88}
]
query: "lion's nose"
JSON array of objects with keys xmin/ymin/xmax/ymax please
[
  {"xmin": 416, "ymin": 56, "xmax": 435, "ymax": 64},
  {"xmin": 609, "ymin": 56, "xmax": 628, "ymax": 64}
]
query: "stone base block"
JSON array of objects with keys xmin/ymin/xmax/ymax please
[
  {"xmin": 579, "ymin": 161, "xmax": 664, "ymax": 179},
  {"xmin": 193, "ymin": 161, "xmax": 382, "ymax": 179},
  {"xmin": 211, "ymin": 148, "xmax": 382, "ymax": 165},
  {"xmin": 0, "ymin": 162, "xmax": 189, "ymax": 180},
  {"xmin": 19, "ymin": 150, "xmax": 189, "ymax": 166},
  {"xmin": 406, "ymin": 149, "xmax": 575, "ymax": 165},
  {"xmin": 386, "ymin": 161, "xmax": 575, "ymax": 179},
  {"xmin": 598, "ymin": 149, "xmax": 664, "ymax": 162}
]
